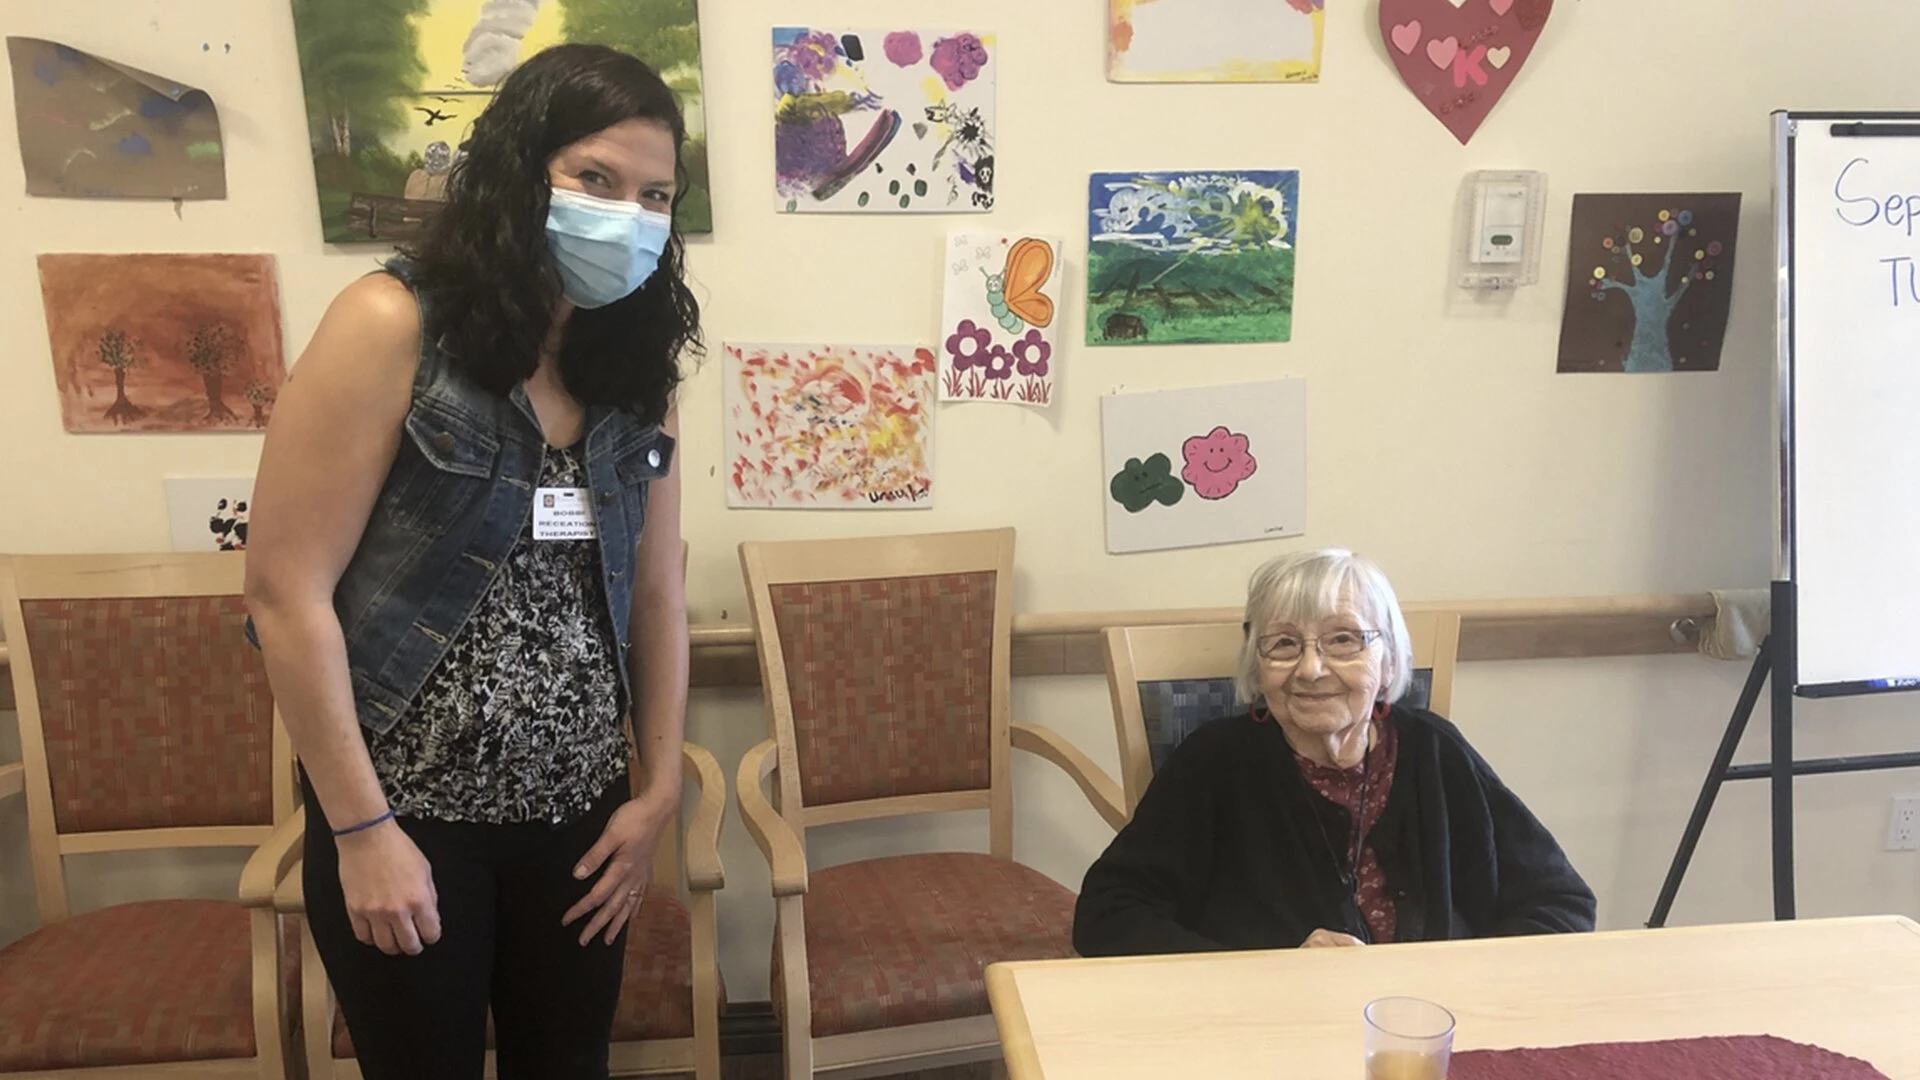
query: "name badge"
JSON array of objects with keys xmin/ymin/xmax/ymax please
[{"xmin": 533, "ymin": 487, "xmax": 598, "ymax": 541}]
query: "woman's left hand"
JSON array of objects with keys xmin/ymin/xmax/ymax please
[{"xmin": 563, "ymin": 797, "xmax": 672, "ymax": 946}]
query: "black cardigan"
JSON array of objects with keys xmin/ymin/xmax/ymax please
[{"xmin": 1073, "ymin": 706, "xmax": 1596, "ymax": 956}]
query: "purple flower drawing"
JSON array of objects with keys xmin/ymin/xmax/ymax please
[
  {"xmin": 981, "ymin": 344, "xmax": 1015, "ymax": 381},
  {"xmin": 1012, "ymin": 329, "xmax": 1050, "ymax": 377},
  {"xmin": 945, "ymin": 320, "xmax": 991, "ymax": 370}
]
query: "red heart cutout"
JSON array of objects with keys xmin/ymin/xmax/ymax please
[{"xmin": 1378, "ymin": 0, "xmax": 1553, "ymax": 144}]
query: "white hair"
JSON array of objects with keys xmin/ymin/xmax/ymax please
[{"xmin": 1233, "ymin": 548, "xmax": 1414, "ymax": 707}]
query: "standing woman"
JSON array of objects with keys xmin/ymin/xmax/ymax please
[{"xmin": 244, "ymin": 45, "xmax": 699, "ymax": 1080}]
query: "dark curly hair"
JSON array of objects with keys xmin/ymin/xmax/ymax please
[{"xmin": 405, "ymin": 44, "xmax": 700, "ymax": 426}]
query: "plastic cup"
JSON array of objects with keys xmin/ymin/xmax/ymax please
[{"xmin": 1364, "ymin": 997, "xmax": 1455, "ymax": 1080}]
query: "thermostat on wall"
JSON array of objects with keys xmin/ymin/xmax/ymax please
[{"xmin": 1455, "ymin": 170, "xmax": 1546, "ymax": 290}]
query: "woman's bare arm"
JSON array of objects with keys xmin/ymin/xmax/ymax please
[
  {"xmin": 562, "ymin": 409, "xmax": 688, "ymax": 944},
  {"xmin": 245, "ymin": 272, "xmax": 442, "ymax": 954},
  {"xmin": 247, "ymin": 272, "xmax": 416, "ymax": 822},
  {"xmin": 625, "ymin": 408, "xmax": 688, "ymax": 813}
]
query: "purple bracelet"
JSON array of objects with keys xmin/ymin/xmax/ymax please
[{"xmin": 331, "ymin": 809, "xmax": 396, "ymax": 837}]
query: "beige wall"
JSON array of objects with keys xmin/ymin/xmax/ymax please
[{"xmin": 4, "ymin": 0, "xmax": 1919, "ymax": 994}]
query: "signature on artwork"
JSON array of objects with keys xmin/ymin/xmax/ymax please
[{"xmin": 867, "ymin": 484, "xmax": 930, "ymax": 504}]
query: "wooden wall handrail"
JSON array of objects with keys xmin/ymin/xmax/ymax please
[
  {"xmin": 1001, "ymin": 594, "xmax": 1716, "ymax": 635},
  {"xmin": 1415, "ymin": 595, "xmax": 1717, "ymax": 619},
  {"xmin": 686, "ymin": 594, "xmax": 1716, "ymax": 644},
  {"xmin": 682, "ymin": 593, "xmax": 1717, "ymax": 689},
  {"xmin": 688, "ymin": 626, "xmax": 754, "ymax": 649},
  {"xmin": 0, "ymin": 595, "xmax": 1720, "ymax": 705}
]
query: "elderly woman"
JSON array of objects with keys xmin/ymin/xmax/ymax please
[{"xmin": 1073, "ymin": 549, "xmax": 1595, "ymax": 955}]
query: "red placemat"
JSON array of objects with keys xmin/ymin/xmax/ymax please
[{"xmin": 1450, "ymin": 1035, "xmax": 1890, "ymax": 1079}]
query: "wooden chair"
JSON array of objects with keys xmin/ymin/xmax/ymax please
[
  {"xmin": 280, "ymin": 743, "xmax": 727, "ymax": 1080},
  {"xmin": 0, "ymin": 718, "xmax": 19, "ymax": 805},
  {"xmin": 734, "ymin": 528, "xmax": 1126, "ymax": 1079},
  {"xmin": 0, "ymin": 554, "xmax": 303, "ymax": 1079},
  {"xmin": 1104, "ymin": 611, "xmax": 1462, "ymax": 813}
]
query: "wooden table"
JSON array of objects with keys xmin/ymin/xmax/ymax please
[{"xmin": 986, "ymin": 916, "xmax": 1920, "ymax": 1079}]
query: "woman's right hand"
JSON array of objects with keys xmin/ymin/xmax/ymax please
[
  {"xmin": 1302, "ymin": 928, "xmax": 1367, "ymax": 948},
  {"xmin": 336, "ymin": 821, "xmax": 442, "ymax": 956}
]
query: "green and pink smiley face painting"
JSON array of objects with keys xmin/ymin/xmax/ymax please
[{"xmin": 1110, "ymin": 426, "xmax": 1258, "ymax": 513}]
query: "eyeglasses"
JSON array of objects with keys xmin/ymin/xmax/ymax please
[{"xmin": 1251, "ymin": 628, "xmax": 1383, "ymax": 664}]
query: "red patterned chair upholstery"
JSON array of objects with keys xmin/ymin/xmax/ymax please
[
  {"xmin": 0, "ymin": 554, "xmax": 303, "ymax": 1080},
  {"xmin": 280, "ymin": 744, "xmax": 728, "ymax": 1080},
  {"xmin": 735, "ymin": 528, "xmax": 1128, "ymax": 1079}
]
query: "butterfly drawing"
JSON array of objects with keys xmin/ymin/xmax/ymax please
[{"xmin": 982, "ymin": 237, "xmax": 1055, "ymax": 333}]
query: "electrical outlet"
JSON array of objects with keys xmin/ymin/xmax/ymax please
[{"xmin": 1889, "ymin": 796, "xmax": 1920, "ymax": 852}]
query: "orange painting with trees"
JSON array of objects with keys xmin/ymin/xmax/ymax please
[{"xmin": 37, "ymin": 253, "xmax": 286, "ymax": 433}]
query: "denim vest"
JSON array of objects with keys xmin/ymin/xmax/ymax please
[{"xmin": 317, "ymin": 262, "xmax": 673, "ymax": 736}]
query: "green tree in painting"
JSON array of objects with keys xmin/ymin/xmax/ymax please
[
  {"xmin": 96, "ymin": 328, "xmax": 145, "ymax": 425},
  {"xmin": 187, "ymin": 323, "xmax": 242, "ymax": 423},
  {"xmin": 293, "ymin": 0, "xmax": 429, "ymax": 158},
  {"xmin": 293, "ymin": 0, "xmax": 430, "ymax": 233},
  {"xmin": 560, "ymin": 0, "xmax": 700, "ymax": 84},
  {"xmin": 559, "ymin": 0, "xmax": 712, "ymax": 231}
]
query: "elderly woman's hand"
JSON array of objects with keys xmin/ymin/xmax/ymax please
[{"xmin": 1302, "ymin": 928, "xmax": 1367, "ymax": 948}]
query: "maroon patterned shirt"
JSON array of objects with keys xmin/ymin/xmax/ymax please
[{"xmin": 1290, "ymin": 708, "xmax": 1400, "ymax": 944}]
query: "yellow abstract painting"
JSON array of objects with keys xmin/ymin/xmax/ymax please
[
  {"xmin": 724, "ymin": 344, "xmax": 937, "ymax": 509},
  {"xmin": 1108, "ymin": 0, "xmax": 1324, "ymax": 83}
]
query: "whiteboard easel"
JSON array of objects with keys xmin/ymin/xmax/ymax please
[{"xmin": 1650, "ymin": 112, "xmax": 1920, "ymax": 929}]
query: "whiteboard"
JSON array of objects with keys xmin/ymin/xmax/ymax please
[{"xmin": 1782, "ymin": 113, "xmax": 1920, "ymax": 693}]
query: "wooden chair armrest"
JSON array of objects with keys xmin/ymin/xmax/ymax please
[
  {"xmin": 275, "ymin": 860, "xmax": 304, "ymax": 915},
  {"xmin": 736, "ymin": 739, "xmax": 808, "ymax": 897},
  {"xmin": 1010, "ymin": 722, "xmax": 1129, "ymax": 832},
  {"xmin": 679, "ymin": 742, "xmax": 727, "ymax": 893},
  {"xmin": 0, "ymin": 762, "xmax": 22, "ymax": 802},
  {"xmin": 239, "ymin": 805, "xmax": 306, "ymax": 908}
]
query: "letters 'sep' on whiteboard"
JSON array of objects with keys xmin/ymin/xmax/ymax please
[{"xmin": 1781, "ymin": 112, "xmax": 1920, "ymax": 694}]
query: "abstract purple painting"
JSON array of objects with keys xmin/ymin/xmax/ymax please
[{"xmin": 773, "ymin": 27, "xmax": 996, "ymax": 213}]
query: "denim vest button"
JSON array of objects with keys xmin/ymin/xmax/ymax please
[
  {"xmin": 647, "ymin": 448, "xmax": 661, "ymax": 469},
  {"xmin": 599, "ymin": 490, "xmax": 614, "ymax": 506},
  {"xmin": 432, "ymin": 432, "xmax": 455, "ymax": 454}
]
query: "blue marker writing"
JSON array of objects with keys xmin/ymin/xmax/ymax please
[
  {"xmin": 1882, "ymin": 256, "xmax": 1920, "ymax": 307},
  {"xmin": 1835, "ymin": 157, "xmax": 1920, "ymax": 237}
]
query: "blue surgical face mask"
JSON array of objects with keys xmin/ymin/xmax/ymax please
[{"xmin": 544, "ymin": 186, "xmax": 673, "ymax": 309}]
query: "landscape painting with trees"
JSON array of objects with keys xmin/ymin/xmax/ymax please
[
  {"xmin": 291, "ymin": 0, "xmax": 711, "ymax": 243},
  {"xmin": 36, "ymin": 254, "xmax": 286, "ymax": 434},
  {"xmin": 1087, "ymin": 170, "xmax": 1300, "ymax": 346}
]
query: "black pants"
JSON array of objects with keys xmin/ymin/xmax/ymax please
[{"xmin": 301, "ymin": 776, "xmax": 630, "ymax": 1080}]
